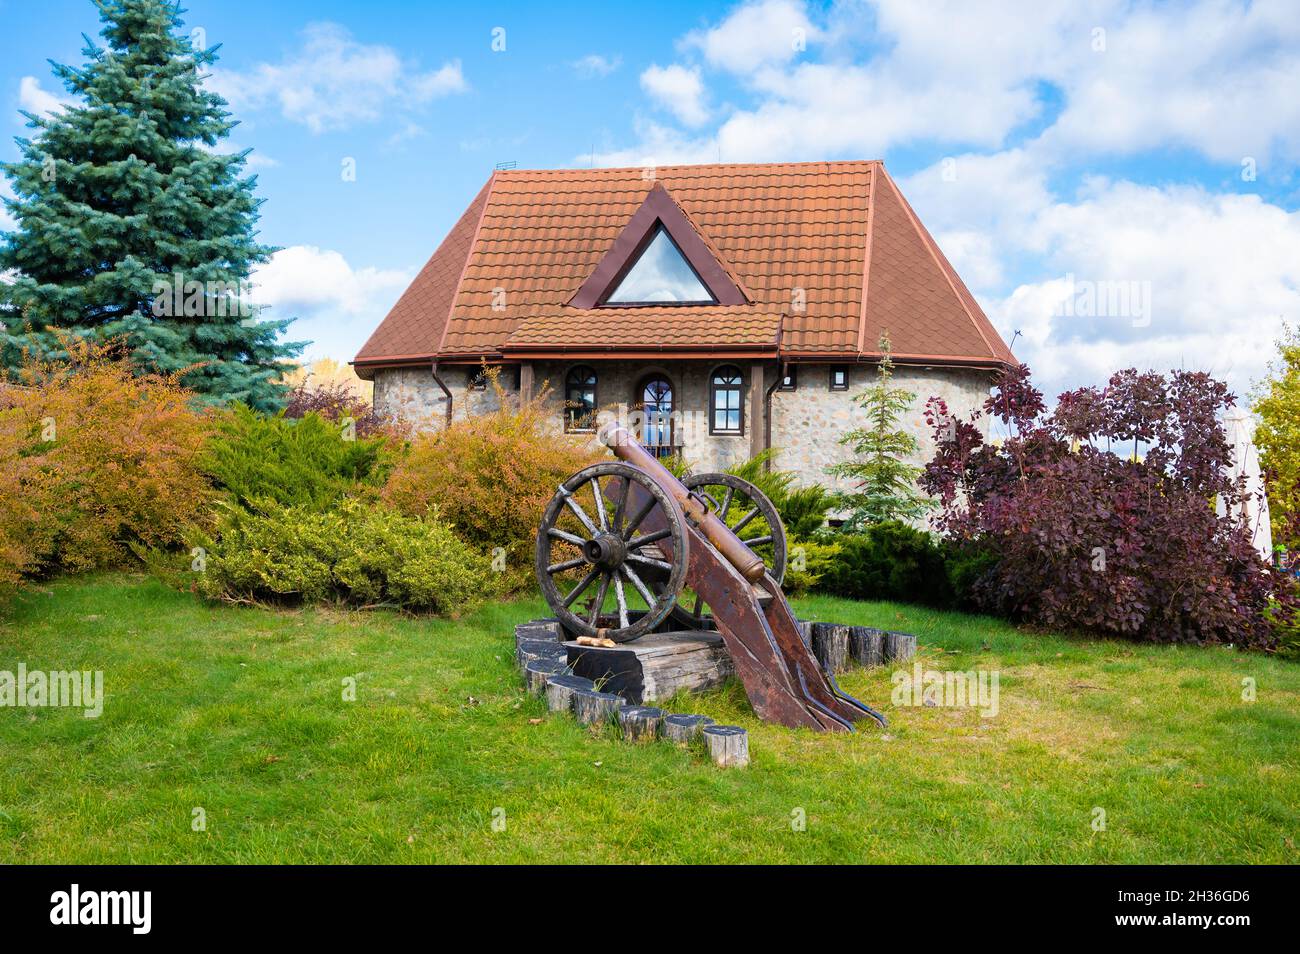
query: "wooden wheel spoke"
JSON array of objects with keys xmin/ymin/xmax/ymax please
[
  {"xmin": 732, "ymin": 507, "xmax": 760, "ymax": 534},
  {"xmin": 613, "ymin": 573, "xmax": 629, "ymax": 629},
  {"xmin": 589, "ymin": 476, "xmax": 609, "ymax": 531},
  {"xmin": 626, "ymin": 527, "xmax": 671, "ymax": 550},
  {"xmin": 612, "ymin": 476, "xmax": 630, "ymax": 535},
  {"xmin": 747, "ymin": 535, "xmax": 773, "ymax": 547},
  {"xmin": 547, "ymin": 557, "xmax": 585, "ymax": 574},
  {"xmin": 720, "ymin": 485, "xmax": 735, "ymax": 522},
  {"xmin": 589, "ymin": 572, "xmax": 612, "ymax": 626},
  {"xmin": 621, "ymin": 564, "xmax": 656, "ymax": 606},
  {"xmin": 626, "ymin": 552, "xmax": 672, "ymax": 572},
  {"xmin": 563, "ymin": 492, "xmax": 600, "ymax": 536},
  {"xmin": 622, "ymin": 497, "xmax": 657, "ymax": 540},
  {"xmin": 547, "ymin": 527, "xmax": 586, "ymax": 546},
  {"xmin": 562, "ymin": 569, "xmax": 600, "ymax": 608}
]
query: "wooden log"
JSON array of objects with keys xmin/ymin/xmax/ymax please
[
  {"xmin": 524, "ymin": 658, "xmax": 570, "ymax": 694},
  {"xmin": 617, "ymin": 705, "xmax": 665, "ymax": 742},
  {"xmin": 849, "ymin": 626, "xmax": 885, "ymax": 668},
  {"xmin": 702, "ymin": 725, "xmax": 750, "ymax": 768},
  {"xmin": 811, "ymin": 622, "xmax": 851, "ymax": 674},
  {"xmin": 515, "ymin": 620, "xmax": 562, "ymax": 645},
  {"xmin": 563, "ymin": 631, "xmax": 733, "ymax": 704},
  {"xmin": 573, "ymin": 688, "xmax": 624, "ymax": 727},
  {"xmin": 544, "ymin": 673, "xmax": 595, "ymax": 713},
  {"xmin": 516, "ymin": 638, "xmax": 567, "ymax": 670},
  {"xmin": 883, "ymin": 630, "xmax": 917, "ymax": 664},
  {"xmin": 661, "ymin": 714, "xmax": 714, "ymax": 744}
]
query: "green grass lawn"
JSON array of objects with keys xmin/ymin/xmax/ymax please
[{"xmin": 1, "ymin": 573, "xmax": 1297, "ymax": 864}]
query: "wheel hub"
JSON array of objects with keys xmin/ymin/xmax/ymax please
[{"xmin": 582, "ymin": 533, "xmax": 627, "ymax": 571}]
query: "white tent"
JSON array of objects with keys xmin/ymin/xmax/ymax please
[{"xmin": 1220, "ymin": 411, "xmax": 1274, "ymax": 562}]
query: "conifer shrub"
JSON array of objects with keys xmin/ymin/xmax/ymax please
[
  {"xmin": 202, "ymin": 405, "xmax": 394, "ymax": 512},
  {"xmin": 192, "ymin": 498, "xmax": 496, "ymax": 613}
]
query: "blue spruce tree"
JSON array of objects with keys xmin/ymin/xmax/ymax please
[{"xmin": 0, "ymin": 0, "xmax": 302, "ymax": 410}]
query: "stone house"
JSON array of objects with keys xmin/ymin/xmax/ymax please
[{"xmin": 352, "ymin": 160, "xmax": 1015, "ymax": 491}]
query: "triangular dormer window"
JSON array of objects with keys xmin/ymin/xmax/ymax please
[
  {"xmin": 603, "ymin": 226, "xmax": 715, "ymax": 304},
  {"xmin": 568, "ymin": 184, "xmax": 748, "ymax": 309}
]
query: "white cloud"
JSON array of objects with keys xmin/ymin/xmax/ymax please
[
  {"xmin": 684, "ymin": 0, "xmax": 821, "ymax": 74},
  {"xmin": 982, "ymin": 182, "xmax": 1300, "ymax": 401},
  {"xmin": 573, "ymin": 54, "xmax": 621, "ymax": 78},
  {"xmin": 210, "ymin": 23, "xmax": 467, "ymax": 133},
  {"xmin": 641, "ymin": 64, "xmax": 710, "ymax": 127},
  {"xmin": 18, "ymin": 76, "xmax": 73, "ymax": 117},
  {"xmin": 603, "ymin": 0, "xmax": 1300, "ymax": 167},
  {"xmin": 251, "ymin": 246, "xmax": 414, "ymax": 360}
]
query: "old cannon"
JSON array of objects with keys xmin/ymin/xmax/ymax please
[{"xmin": 534, "ymin": 422, "xmax": 885, "ymax": 732}]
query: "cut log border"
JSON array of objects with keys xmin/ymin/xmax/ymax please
[{"xmin": 516, "ymin": 616, "xmax": 910, "ymax": 767}]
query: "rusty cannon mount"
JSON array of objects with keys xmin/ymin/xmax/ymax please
[{"xmin": 534, "ymin": 422, "xmax": 886, "ymax": 732}]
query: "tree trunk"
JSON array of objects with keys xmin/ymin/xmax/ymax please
[
  {"xmin": 545, "ymin": 673, "xmax": 595, "ymax": 713},
  {"xmin": 702, "ymin": 725, "xmax": 750, "ymax": 767},
  {"xmin": 618, "ymin": 705, "xmax": 665, "ymax": 742},
  {"xmin": 883, "ymin": 631, "xmax": 917, "ymax": 664},
  {"xmin": 662, "ymin": 713, "xmax": 714, "ymax": 744},
  {"xmin": 573, "ymin": 688, "xmax": 624, "ymax": 727},
  {"xmin": 850, "ymin": 626, "xmax": 885, "ymax": 667},
  {"xmin": 524, "ymin": 658, "xmax": 570, "ymax": 694},
  {"xmin": 811, "ymin": 623, "xmax": 851, "ymax": 673},
  {"xmin": 517, "ymin": 638, "xmax": 567, "ymax": 670}
]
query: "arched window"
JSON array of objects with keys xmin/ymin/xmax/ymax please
[
  {"xmin": 564, "ymin": 365, "xmax": 597, "ymax": 433},
  {"xmin": 710, "ymin": 365, "xmax": 743, "ymax": 435},
  {"xmin": 637, "ymin": 375, "xmax": 675, "ymax": 456}
]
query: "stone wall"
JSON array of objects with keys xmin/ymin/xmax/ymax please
[{"xmin": 372, "ymin": 360, "xmax": 994, "ymax": 492}]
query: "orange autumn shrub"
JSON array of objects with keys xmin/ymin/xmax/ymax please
[
  {"xmin": 0, "ymin": 338, "xmax": 215, "ymax": 586},
  {"xmin": 381, "ymin": 377, "xmax": 604, "ymax": 581}
]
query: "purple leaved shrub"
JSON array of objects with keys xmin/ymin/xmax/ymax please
[{"xmin": 921, "ymin": 364, "xmax": 1296, "ymax": 649}]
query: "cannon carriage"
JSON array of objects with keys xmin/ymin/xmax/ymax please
[{"xmin": 535, "ymin": 422, "xmax": 885, "ymax": 732}]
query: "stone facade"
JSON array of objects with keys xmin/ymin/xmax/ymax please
[{"xmin": 372, "ymin": 359, "xmax": 994, "ymax": 491}]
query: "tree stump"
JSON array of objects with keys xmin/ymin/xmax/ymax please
[
  {"xmin": 702, "ymin": 725, "xmax": 750, "ymax": 768},
  {"xmin": 850, "ymin": 626, "xmax": 885, "ymax": 667},
  {"xmin": 524, "ymin": 658, "xmax": 570, "ymax": 694},
  {"xmin": 883, "ymin": 631, "xmax": 917, "ymax": 664},
  {"xmin": 545, "ymin": 673, "xmax": 595, "ymax": 713},
  {"xmin": 811, "ymin": 623, "xmax": 851, "ymax": 673},
  {"xmin": 515, "ymin": 620, "xmax": 562, "ymax": 644},
  {"xmin": 573, "ymin": 688, "xmax": 624, "ymax": 727},
  {"xmin": 618, "ymin": 705, "xmax": 665, "ymax": 742},
  {"xmin": 796, "ymin": 620, "xmax": 814, "ymax": 648},
  {"xmin": 662, "ymin": 713, "xmax": 714, "ymax": 744},
  {"xmin": 517, "ymin": 638, "xmax": 567, "ymax": 670}
]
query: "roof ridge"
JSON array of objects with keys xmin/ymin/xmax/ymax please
[
  {"xmin": 495, "ymin": 158, "xmax": 882, "ymax": 175},
  {"xmin": 875, "ymin": 164, "xmax": 1011, "ymax": 364},
  {"xmin": 435, "ymin": 171, "xmax": 497, "ymax": 356},
  {"xmin": 855, "ymin": 160, "xmax": 883, "ymax": 353}
]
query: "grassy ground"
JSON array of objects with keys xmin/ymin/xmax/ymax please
[{"xmin": 1, "ymin": 573, "xmax": 1297, "ymax": 864}]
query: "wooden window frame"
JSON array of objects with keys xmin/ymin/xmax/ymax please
[
  {"xmin": 709, "ymin": 365, "xmax": 745, "ymax": 436},
  {"xmin": 777, "ymin": 365, "xmax": 797, "ymax": 391},
  {"xmin": 564, "ymin": 365, "xmax": 598, "ymax": 433},
  {"xmin": 829, "ymin": 365, "xmax": 850, "ymax": 392}
]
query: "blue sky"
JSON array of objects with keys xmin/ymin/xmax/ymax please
[{"xmin": 2, "ymin": 0, "xmax": 1298, "ymax": 402}]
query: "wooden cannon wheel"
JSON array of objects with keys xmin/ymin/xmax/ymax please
[
  {"xmin": 666, "ymin": 472, "xmax": 788, "ymax": 629},
  {"xmin": 535, "ymin": 462, "xmax": 690, "ymax": 643}
]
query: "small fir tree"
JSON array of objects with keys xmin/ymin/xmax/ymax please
[
  {"xmin": 0, "ymin": 0, "xmax": 301, "ymax": 410},
  {"xmin": 828, "ymin": 332, "xmax": 931, "ymax": 529}
]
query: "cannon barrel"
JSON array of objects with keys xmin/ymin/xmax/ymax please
[{"xmin": 598, "ymin": 422, "xmax": 767, "ymax": 584}]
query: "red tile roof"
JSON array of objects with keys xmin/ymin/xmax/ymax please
[{"xmin": 354, "ymin": 160, "xmax": 1015, "ymax": 373}]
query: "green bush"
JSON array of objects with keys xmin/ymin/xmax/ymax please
[
  {"xmin": 782, "ymin": 538, "xmax": 841, "ymax": 595},
  {"xmin": 192, "ymin": 499, "xmax": 496, "ymax": 613},
  {"xmin": 203, "ymin": 405, "xmax": 393, "ymax": 512},
  {"xmin": 817, "ymin": 521, "xmax": 954, "ymax": 607}
]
